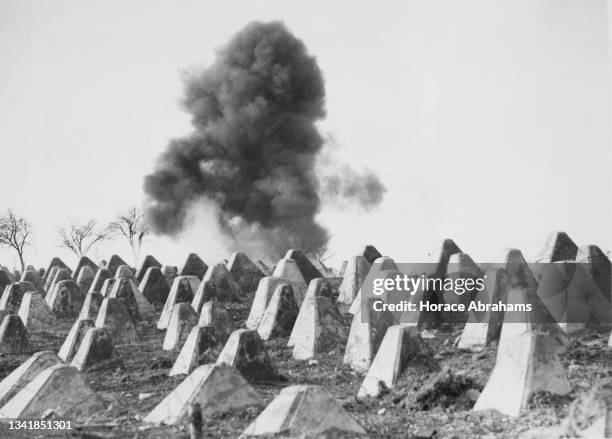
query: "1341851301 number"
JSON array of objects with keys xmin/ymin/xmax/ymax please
[{"xmin": 8, "ymin": 420, "xmax": 72, "ymax": 430}]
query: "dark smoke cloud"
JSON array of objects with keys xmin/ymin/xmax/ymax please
[
  {"xmin": 144, "ymin": 21, "xmax": 384, "ymax": 259},
  {"xmin": 321, "ymin": 166, "xmax": 386, "ymax": 210}
]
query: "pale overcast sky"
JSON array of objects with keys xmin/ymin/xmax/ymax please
[{"xmin": 0, "ymin": 0, "xmax": 610, "ymax": 270}]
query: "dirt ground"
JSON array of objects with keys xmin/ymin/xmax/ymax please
[{"xmin": 0, "ymin": 301, "xmax": 610, "ymax": 439}]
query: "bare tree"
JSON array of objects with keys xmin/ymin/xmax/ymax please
[
  {"xmin": 59, "ymin": 220, "xmax": 109, "ymax": 258},
  {"xmin": 108, "ymin": 207, "xmax": 148, "ymax": 266},
  {"xmin": 0, "ymin": 210, "xmax": 33, "ymax": 272}
]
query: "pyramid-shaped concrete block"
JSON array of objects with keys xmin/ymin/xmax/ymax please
[
  {"xmin": 114, "ymin": 265, "xmax": 135, "ymax": 279},
  {"xmin": 139, "ymin": 266, "xmax": 171, "ymax": 306},
  {"xmin": 473, "ymin": 290, "xmax": 571, "ymax": 416},
  {"xmin": 292, "ymin": 296, "xmax": 348, "ymax": 360},
  {"xmin": 431, "ymin": 238, "xmax": 462, "ymax": 277},
  {"xmin": 0, "ymin": 314, "xmax": 31, "ymax": 354},
  {"xmin": 135, "ymin": 255, "xmax": 162, "ymax": 283},
  {"xmin": 240, "ymin": 385, "xmax": 365, "ymax": 437},
  {"xmin": 458, "ymin": 268, "xmax": 510, "ymax": 352},
  {"xmin": 198, "ymin": 302, "xmax": 234, "ymax": 344},
  {"xmin": 302, "ymin": 277, "xmax": 342, "ymax": 303},
  {"xmin": 170, "ymin": 326, "xmax": 220, "ymax": 376},
  {"xmin": 109, "ymin": 277, "xmax": 155, "ymax": 321},
  {"xmin": 75, "ymin": 266, "xmax": 96, "ymax": 295},
  {"xmin": 0, "ymin": 351, "xmax": 63, "ymax": 408},
  {"xmin": 348, "ymin": 256, "xmax": 399, "ymax": 315},
  {"xmin": 216, "ymin": 329, "xmax": 279, "ymax": 382},
  {"xmin": 536, "ymin": 231, "xmax": 578, "ymax": 263},
  {"xmin": 271, "ymin": 259, "xmax": 308, "ymax": 306},
  {"xmin": 18, "ymin": 292, "xmax": 56, "ymax": 332},
  {"xmin": 71, "ymin": 327, "xmax": 114, "ymax": 371},
  {"xmin": 20, "ymin": 270, "xmax": 43, "ymax": 293},
  {"xmin": 358, "ymin": 325, "xmax": 436, "ymax": 398},
  {"xmin": 536, "ymin": 263, "xmax": 611, "ymax": 332},
  {"xmin": 0, "ymin": 281, "xmax": 37, "ymax": 312},
  {"xmin": 191, "ymin": 280, "xmax": 217, "ymax": 314},
  {"xmin": 158, "ymin": 276, "xmax": 198, "ymax": 329},
  {"xmin": 95, "ymin": 298, "xmax": 139, "ymax": 344},
  {"xmin": 48, "ymin": 279, "xmax": 86, "ymax": 318},
  {"xmin": 43, "ymin": 257, "xmax": 69, "ymax": 283},
  {"xmin": 58, "ymin": 318, "xmax": 95, "ymax": 362},
  {"xmin": 46, "ymin": 269, "xmax": 73, "ymax": 297},
  {"xmin": 106, "ymin": 254, "xmax": 128, "ymax": 277},
  {"xmin": 162, "ymin": 303, "xmax": 199, "ymax": 351},
  {"xmin": 577, "ymin": 245, "xmax": 611, "ymax": 302},
  {"xmin": 72, "ymin": 256, "xmax": 98, "ymax": 281},
  {"xmin": 99, "ymin": 277, "xmax": 117, "ymax": 297},
  {"xmin": 88, "ymin": 268, "xmax": 112, "ymax": 295},
  {"xmin": 284, "ymin": 249, "xmax": 323, "ymax": 283},
  {"xmin": 144, "ymin": 364, "xmax": 261, "ymax": 425},
  {"xmin": 197, "ymin": 263, "xmax": 242, "ymax": 303},
  {"xmin": 0, "ymin": 270, "xmax": 12, "ymax": 292},
  {"xmin": 502, "ymin": 248, "xmax": 538, "ymax": 290},
  {"xmin": 227, "ymin": 251, "xmax": 264, "ymax": 293},
  {"xmin": 246, "ymin": 277, "xmax": 287, "ymax": 330},
  {"xmin": 337, "ymin": 255, "xmax": 371, "ymax": 309},
  {"xmin": 361, "ymin": 245, "xmax": 383, "ymax": 264},
  {"xmin": 179, "ymin": 253, "xmax": 208, "ymax": 279},
  {"xmin": 78, "ymin": 291, "xmax": 103, "ymax": 320},
  {"xmin": 0, "ymin": 364, "xmax": 104, "ymax": 418},
  {"xmin": 344, "ymin": 298, "xmax": 395, "ymax": 372},
  {"xmin": 257, "ymin": 284, "xmax": 299, "ymax": 340}
]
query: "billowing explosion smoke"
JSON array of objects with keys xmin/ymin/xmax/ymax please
[{"xmin": 144, "ymin": 21, "xmax": 384, "ymax": 260}]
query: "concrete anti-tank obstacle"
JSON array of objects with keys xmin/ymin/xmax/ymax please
[
  {"xmin": 0, "ymin": 364, "xmax": 104, "ymax": 418},
  {"xmin": 226, "ymin": 251, "xmax": 264, "ymax": 293},
  {"xmin": 348, "ymin": 256, "xmax": 399, "ymax": 315},
  {"xmin": 291, "ymin": 296, "xmax": 348, "ymax": 361},
  {"xmin": 195, "ymin": 263, "xmax": 242, "ymax": 304},
  {"xmin": 161, "ymin": 265, "xmax": 178, "ymax": 286},
  {"xmin": 0, "ymin": 351, "xmax": 63, "ymax": 408},
  {"xmin": 71, "ymin": 327, "xmax": 114, "ymax": 371},
  {"xmin": 441, "ymin": 253, "xmax": 484, "ymax": 324},
  {"xmin": 169, "ymin": 326, "xmax": 221, "ymax": 376},
  {"xmin": 75, "ymin": 265, "xmax": 95, "ymax": 295},
  {"xmin": 18, "ymin": 291, "xmax": 56, "ymax": 332},
  {"xmin": 257, "ymin": 283, "xmax": 299, "ymax": 340},
  {"xmin": 180, "ymin": 252, "xmax": 209, "ymax": 279},
  {"xmin": 162, "ymin": 302, "xmax": 199, "ymax": 351},
  {"xmin": 0, "ymin": 270, "xmax": 12, "ymax": 292},
  {"xmin": 0, "ymin": 281, "xmax": 37, "ymax": 312},
  {"xmin": 284, "ymin": 249, "xmax": 323, "ymax": 283},
  {"xmin": 158, "ymin": 276, "xmax": 198, "ymax": 329},
  {"xmin": 72, "ymin": 256, "xmax": 98, "ymax": 281},
  {"xmin": 457, "ymin": 268, "xmax": 510, "ymax": 352},
  {"xmin": 0, "ymin": 314, "xmax": 31, "ymax": 354},
  {"xmin": 344, "ymin": 297, "xmax": 395, "ymax": 372},
  {"xmin": 246, "ymin": 277, "xmax": 287, "ymax": 330},
  {"xmin": 577, "ymin": 244, "xmax": 611, "ymax": 302},
  {"xmin": 536, "ymin": 231, "xmax": 578, "ymax": 263},
  {"xmin": 99, "ymin": 278, "xmax": 116, "ymax": 297},
  {"xmin": 139, "ymin": 266, "xmax": 171, "ymax": 306},
  {"xmin": 58, "ymin": 318, "xmax": 95, "ymax": 362},
  {"xmin": 240, "ymin": 385, "xmax": 365, "ymax": 437},
  {"xmin": 473, "ymin": 288, "xmax": 571, "ymax": 417},
  {"xmin": 198, "ymin": 301, "xmax": 234, "ymax": 344},
  {"xmin": 106, "ymin": 254, "xmax": 128, "ymax": 277},
  {"xmin": 95, "ymin": 297, "xmax": 139, "ymax": 344},
  {"xmin": 42, "ymin": 257, "xmax": 69, "ymax": 283},
  {"xmin": 45, "ymin": 268, "xmax": 72, "ymax": 297},
  {"xmin": 114, "ymin": 264, "xmax": 135, "ymax": 279},
  {"xmin": 88, "ymin": 268, "xmax": 112, "ymax": 295},
  {"xmin": 144, "ymin": 363, "xmax": 261, "ymax": 425},
  {"xmin": 20, "ymin": 270, "xmax": 44, "ymax": 293},
  {"xmin": 135, "ymin": 255, "xmax": 162, "ymax": 283},
  {"xmin": 361, "ymin": 244, "xmax": 383, "ymax": 264},
  {"xmin": 108, "ymin": 277, "xmax": 155, "ymax": 321},
  {"xmin": 78, "ymin": 291, "xmax": 104, "ymax": 320},
  {"xmin": 216, "ymin": 329, "xmax": 279, "ymax": 383},
  {"xmin": 358, "ymin": 325, "xmax": 437, "ymax": 398},
  {"xmin": 337, "ymin": 255, "xmax": 371, "ymax": 310},
  {"xmin": 271, "ymin": 258, "xmax": 308, "ymax": 306},
  {"xmin": 48, "ymin": 279, "xmax": 86, "ymax": 318}
]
